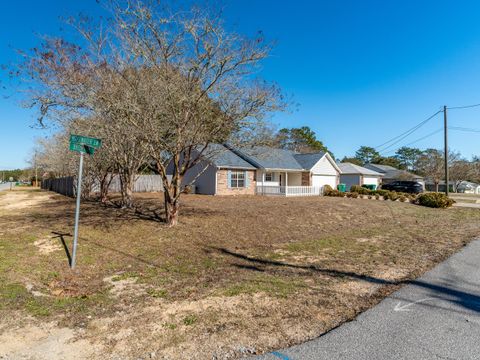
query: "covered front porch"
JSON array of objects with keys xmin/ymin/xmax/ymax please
[{"xmin": 255, "ymin": 170, "xmax": 321, "ymax": 197}]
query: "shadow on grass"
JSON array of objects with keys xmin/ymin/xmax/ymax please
[
  {"xmin": 52, "ymin": 231, "xmax": 72, "ymax": 267},
  {"xmin": 213, "ymin": 247, "xmax": 480, "ymax": 314},
  {"xmin": 51, "ymin": 231, "xmax": 163, "ymax": 269},
  {"xmin": 8, "ymin": 194, "xmax": 222, "ymax": 229}
]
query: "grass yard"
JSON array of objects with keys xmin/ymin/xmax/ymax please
[{"xmin": 1, "ymin": 188, "xmax": 480, "ymax": 359}]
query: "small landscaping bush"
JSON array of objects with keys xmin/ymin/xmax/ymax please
[
  {"xmin": 408, "ymin": 194, "xmax": 418, "ymax": 202},
  {"xmin": 416, "ymin": 192, "xmax": 455, "ymax": 208},
  {"xmin": 323, "ymin": 184, "xmax": 334, "ymax": 196},
  {"xmin": 351, "ymin": 185, "xmax": 371, "ymax": 195},
  {"xmin": 376, "ymin": 189, "xmax": 390, "ymax": 197},
  {"xmin": 349, "ymin": 185, "xmax": 361, "ymax": 193},
  {"xmin": 350, "ymin": 192, "xmax": 359, "ymax": 198},
  {"xmin": 388, "ymin": 192, "xmax": 400, "ymax": 201},
  {"xmin": 399, "ymin": 195, "xmax": 407, "ymax": 202},
  {"xmin": 328, "ymin": 190, "xmax": 345, "ymax": 197},
  {"xmin": 375, "ymin": 194, "xmax": 380, "ymax": 200}
]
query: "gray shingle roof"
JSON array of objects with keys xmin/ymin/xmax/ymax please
[
  {"xmin": 205, "ymin": 144, "xmax": 256, "ymax": 169},
  {"xmin": 338, "ymin": 163, "xmax": 383, "ymax": 176},
  {"xmin": 364, "ymin": 163, "xmax": 398, "ymax": 173},
  {"xmin": 233, "ymin": 146, "xmax": 305, "ymax": 170},
  {"xmin": 383, "ymin": 169, "xmax": 423, "ymax": 180},
  {"xmin": 203, "ymin": 144, "xmax": 330, "ymax": 171},
  {"xmin": 365, "ymin": 163, "xmax": 423, "ymax": 180},
  {"xmin": 293, "ymin": 152, "xmax": 326, "ymax": 170}
]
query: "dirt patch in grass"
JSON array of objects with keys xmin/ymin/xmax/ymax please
[
  {"xmin": 0, "ymin": 321, "xmax": 100, "ymax": 360},
  {"xmin": 1, "ymin": 190, "xmax": 480, "ymax": 359}
]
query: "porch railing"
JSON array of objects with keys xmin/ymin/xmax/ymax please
[
  {"xmin": 256, "ymin": 185, "xmax": 322, "ymax": 197},
  {"xmin": 285, "ymin": 186, "xmax": 322, "ymax": 196}
]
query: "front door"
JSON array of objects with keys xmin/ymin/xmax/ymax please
[{"xmin": 279, "ymin": 174, "xmax": 283, "ymax": 186}]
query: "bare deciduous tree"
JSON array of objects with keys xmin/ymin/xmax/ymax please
[
  {"xmin": 14, "ymin": 0, "xmax": 285, "ymax": 225},
  {"xmin": 416, "ymin": 149, "xmax": 459, "ymax": 192}
]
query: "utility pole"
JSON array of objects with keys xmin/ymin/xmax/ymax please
[{"xmin": 444, "ymin": 105, "xmax": 449, "ymax": 196}]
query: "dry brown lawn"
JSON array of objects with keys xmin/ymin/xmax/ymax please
[{"xmin": 1, "ymin": 188, "xmax": 480, "ymax": 359}]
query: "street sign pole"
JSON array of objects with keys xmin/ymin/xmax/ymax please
[
  {"xmin": 71, "ymin": 152, "xmax": 84, "ymax": 269},
  {"xmin": 68, "ymin": 134, "xmax": 101, "ymax": 269}
]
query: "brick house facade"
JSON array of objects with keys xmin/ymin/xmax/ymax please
[{"xmin": 216, "ymin": 169, "xmax": 256, "ymax": 195}]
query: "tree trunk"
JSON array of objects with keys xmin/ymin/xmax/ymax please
[
  {"xmin": 99, "ymin": 173, "xmax": 112, "ymax": 203},
  {"xmin": 164, "ymin": 191, "xmax": 179, "ymax": 227},
  {"xmin": 119, "ymin": 172, "xmax": 135, "ymax": 208}
]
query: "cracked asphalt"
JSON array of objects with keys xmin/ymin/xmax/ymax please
[{"xmin": 253, "ymin": 238, "xmax": 480, "ymax": 360}]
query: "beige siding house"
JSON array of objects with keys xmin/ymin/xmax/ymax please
[{"xmin": 338, "ymin": 163, "xmax": 383, "ymax": 190}]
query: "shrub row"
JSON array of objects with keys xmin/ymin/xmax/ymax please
[
  {"xmin": 324, "ymin": 185, "xmax": 454, "ymax": 208},
  {"xmin": 326, "ymin": 185, "xmax": 416, "ymax": 202}
]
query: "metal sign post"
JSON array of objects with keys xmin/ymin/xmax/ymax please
[
  {"xmin": 71, "ymin": 152, "xmax": 84, "ymax": 269},
  {"xmin": 68, "ymin": 134, "xmax": 102, "ymax": 270}
]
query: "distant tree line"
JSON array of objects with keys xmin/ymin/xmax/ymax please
[{"xmin": 0, "ymin": 169, "xmax": 30, "ymax": 182}]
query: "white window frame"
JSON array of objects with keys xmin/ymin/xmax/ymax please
[
  {"xmin": 265, "ymin": 172, "xmax": 274, "ymax": 182},
  {"xmin": 230, "ymin": 170, "xmax": 246, "ymax": 188}
]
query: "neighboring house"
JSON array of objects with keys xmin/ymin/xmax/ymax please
[
  {"xmin": 338, "ymin": 163, "xmax": 383, "ymax": 191},
  {"xmin": 457, "ymin": 181, "xmax": 480, "ymax": 194},
  {"xmin": 180, "ymin": 144, "xmax": 341, "ymax": 196},
  {"xmin": 425, "ymin": 180, "xmax": 479, "ymax": 193},
  {"xmin": 364, "ymin": 164, "xmax": 424, "ymax": 185}
]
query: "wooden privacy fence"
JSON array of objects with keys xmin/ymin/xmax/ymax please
[
  {"xmin": 102, "ymin": 175, "xmax": 169, "ymax": 193},
  {"xmin": 42, "ymin": 175, "xmax": 171, "ymax": 197},
  {"xmin": 41, "ymin": 176, "xmax": 75, "ymax": 197}
]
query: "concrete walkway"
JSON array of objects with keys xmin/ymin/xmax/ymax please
[
  {"xmin": 253, "ymin": 239, "xmax": 480, "ymax": 360},
  {"xmin": 453, "ymin": 202, "xmax": 480, "ymax": 209}
]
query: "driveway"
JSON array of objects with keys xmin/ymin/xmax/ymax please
[{"xmin": 253, "ymin": 239, "xmax": 480, "ymax": 360}]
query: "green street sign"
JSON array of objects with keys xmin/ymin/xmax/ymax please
[
  {"xmin": 70, "ymin": 134, "xmax": 102, "ymax": 149},
  {"xmin": 69, "ymin": 142, "xmax": 95, "ymax": 155}
]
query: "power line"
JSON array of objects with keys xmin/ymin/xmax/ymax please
[
  {"xmin": 375, "ymin": 103, "xmax": 480, "ymax": 159},
  {"xmin": 381, "ymin": 128, "xmax": 443, "ymax": 155},
  {"xmin": 449, "ymin": 126, "xmax": 480, "ymax": 133},
  {"xmin": 447, "ymin": 103, "xmax": 480, "ymax": 110},
  {"xmin": 376, "ymin": 110, "xmax": 442, "ymax": 152}
]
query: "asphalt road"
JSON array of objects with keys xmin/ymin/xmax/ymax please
[{"xmin": 253, "ymin": 239, "xmax": 480, "ymax": 360}]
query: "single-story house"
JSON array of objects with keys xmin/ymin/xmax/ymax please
[
  {"xmin": 364, "ymin": 164, "xmax": 424, "ymax": 185},
  {"xmin": 180, "ymin": 144, "xmax": 341, "ymax": 196},
  {"xmin": 338, "ymin": 163, "xmax": 384, "ymax": 191},
  {"xmin": 457, "ymin": 181, "xmax": 480, "ymax": 194},
  {"xmin": 425, "ymin": 180, "xmax": 480, "ymax": 193},
  {"xmin": 424, "ymin": 180, "xmax": 454, "ymax": 193}
]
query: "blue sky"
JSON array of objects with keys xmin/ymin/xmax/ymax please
[{"xmin": 1, "ymin": 0, "xmax": 480, "ymax": 169}]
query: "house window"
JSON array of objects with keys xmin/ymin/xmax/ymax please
[
  {"xmin": 265, "ymin": 172, "xmax": 273, "ymax": 182},
  {"xmin": 230, "ymin": 170, "xmax": 245, "ymax": 188}
]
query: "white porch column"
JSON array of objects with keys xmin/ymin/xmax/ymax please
[
  {"xmin": 285, "ymin": 171, "xmax": 288, "ymax": 196},
  {"xmin": 262, "ymin": 171, "xmax": 265, "ymax": 195}
]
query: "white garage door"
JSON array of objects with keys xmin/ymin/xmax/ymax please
[
  {"xmin": 312, "ymin": 175, "xmax": 337, "ymax": 191},
  {"xmin": 363, "ymin": 177, "xmax": 379, "ymax": 187}
]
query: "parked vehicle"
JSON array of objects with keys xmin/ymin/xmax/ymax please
[{"xmin": 380, "ymin": 181, "xmax": 424, "ymax": 194}]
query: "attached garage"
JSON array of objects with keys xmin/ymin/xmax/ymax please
[
  {"xmin": 298, "ymin": 153, "xmax": 341, "ymax": 192},
  {"xmin": 363, "ymin": 176, "xmax": 380, "ymax": 188},
  {"xmin": 338, "ymin": 163, "xmax": 383, "ymax": 191},
  {"xmin": 312, "ymin": 174, "xmax": 338, "ymax": 189}
]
